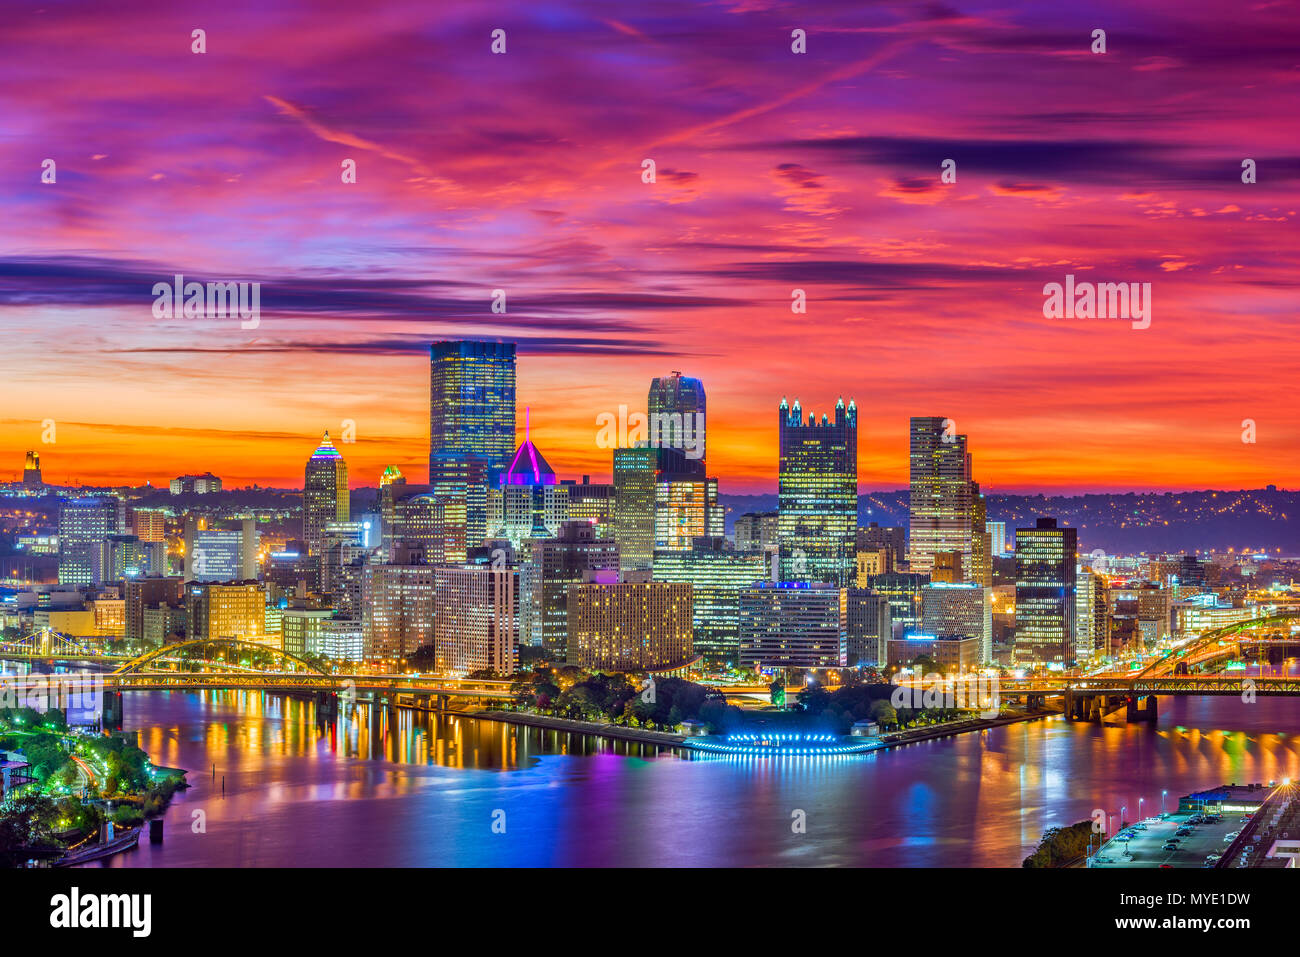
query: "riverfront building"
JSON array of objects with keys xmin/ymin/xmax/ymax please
[
  {"xmin": 565, "ymin": 574, "xmax": 694, "ymax": 671},
  {"xmin": 432, "ymin": 565, "xmax": 519, "ymax": 675},
  {"xmin": 738, "ymin": 582, "xmax": 843, "ymax": 669},
  {"xmin": 653, "ymin": 538, "xmax": 766, "ymax": 666},
  {"xmin": 921, "ymin": 582, "xmax": 992, "ymax": 664}
]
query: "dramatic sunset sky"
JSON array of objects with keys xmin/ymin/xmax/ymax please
[{"xmin": 2, "ymin": 0, "xmax": 1296, "ymax": 493}]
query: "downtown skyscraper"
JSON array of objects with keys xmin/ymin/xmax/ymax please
[
  {"xmin": 907, "ymin": 416, "xmax": 988, "ymax": 583},
  {"xmin": 777, "ymin": 397, "xmax": 857, "ymax": 586},
  {"xmin": 1014, "ymin": 517, "xmax": 1078, "ymax": 666},
  {"xmin": 429, "ymin": 340, "xmax": 516, "ymax": 485},
  {"xmin": 303, "ymin": 431, "xmax": 349, "ymax": 556},
  {"xmin": 647, "ymin": 371, "xmax": 706, "ymax": 473}
]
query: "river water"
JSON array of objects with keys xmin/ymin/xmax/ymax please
[{"xmin": 65, "ymin": 686, "xmax": 1299, "ymax": 868}]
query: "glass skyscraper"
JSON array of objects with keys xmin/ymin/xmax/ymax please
[
  {"xmin": 647, "ymin": 371, "xmax": 706, "ymax": 473},
  {"xmin": 777, "ymin": 396, "xmax": 857, "ymax": 586},
  {"xmin": 429, "ymin": 340, "xmax": 516, "ymax": 485},
  {"xmin": 1014, "ymin": 517, "xmax": 1078, "ymax": 666}
]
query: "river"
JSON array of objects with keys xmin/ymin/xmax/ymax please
[{"xmin": 65, "ymin": 685, "xmax": 1299, "ymax": 867}]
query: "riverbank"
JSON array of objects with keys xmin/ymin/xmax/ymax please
[
  {"xmin": 474, "ymin": 710, "xmax": 687, "ymax": 747},
  {"xmin": 879, "ymin": 707, "xmax": 1059, "ymax": 746}
]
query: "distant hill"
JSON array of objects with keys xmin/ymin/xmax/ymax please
[{"xmin": 722, "ymin": 488, "xmax": 1298, "ymax": 554}]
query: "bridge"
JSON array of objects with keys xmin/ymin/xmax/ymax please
[
  {"xmin": 0, "ymin": 628, "xmax": 125, "ymax": 663},
  {"xmin": 0, "ymin": 638, "xmax": 517, "ymax": 723}
]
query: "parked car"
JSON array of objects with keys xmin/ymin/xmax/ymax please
[{"xmin": 1224, "ymin": 831, "xmax": 1241, "ymax": 842}]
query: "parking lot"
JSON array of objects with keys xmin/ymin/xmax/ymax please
[{"xmin": 1090, "ymin": 810, "xmax": 1250, "ymax": 868}]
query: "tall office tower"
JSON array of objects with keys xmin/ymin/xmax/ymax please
[
  {"xmin": 1013, "ymin": 517, "xmax": 1078, "ymax": 666},
  {"xmin": 58, "ymin": 498, "xmax": 122, "ymax": 585},
  {"xmin": 429, "ymin": 453, "xmax": 489, "ymax": 547},
  {"xmin": 864, "ymin": 570, "xmax": 929, "ymax": 636},
  {"xmin": 566, "ymin": 574, "xmax": 694, "ymax": 671},
  {"xmin": 130, "ymin": 508, "xmax": 166, "ymax": 543},
  {"xmin": 522, "ymin": 521, "xmax": 619, "ymax": 658},
  {"xmin": 184, "ymin": 516, "xmax": 258, "ymax": 581},
  {"xmin": 432, "ymin": 565, "xmax": 519, "ymax": 675},
  {"xmin": 738, "ymin": 582, "xmax": 844, "ymax": 670},
  {"xmin": 304, "ymin": 431, "xmax": 349, "ymax": 556},
  {"xmin": 653, "ymin": 538, "xmax": 766, "ymax": 667},
  {"xmin": 185, "ymin": 580, "xmax": 267, "ymax": 644},
  {"xmin": 1075, "ymin": 565, "xmax": 1107, "ymax": 661},
  {"xmin": 734, "ymin": 511, "xmax": 779, "ymax": 553},
  {"xmin": 22, "ymin": 451, "xmax": 42, "ymax": 487},
  {"xmin": 907, "ymin": 416, "xmax": 977, "ymax": 579},
  {"xmin": 777, "ymin": 396, "xmax": 857, "ymax": 586},
  {"xmin": 429, "ymin": 340, "xmax": 516, "ymax": 485},
  {"xmin": 840, "ymin": 588, "xmax": 892, "ymax": 668},
  {"xmin": 857, "ymin": 523, "xmax": 907, "ymax": 568},
  {"xmin": 647, "ymin": 371, "xmax": 706, "ymax": 473},
  {"xmin": 362, "ymin": 553, "xmax": 435, "ymax": 663},
  {"xmin": 612, "ymin": 446, "xmax": 658, "ymax": 572},
  {"xmin": 654, "ymin": 476, "xmax": 722, "ymax": 551},
  {"xmin": 386, "ymin": 486, "xmax": 467, "ymax": 564},
  {"xmin": 921, "ymin": 582, "xmax": 992, "ymax": 664},
  {"xmin": 969, "ymin": 485, "xmax": 992, "ymax": 587},
  {"xmin": 987, "ymin": 521, "xmax": 1007, "ymax": 558},
  {"xmin": 125, "ymin": 576, "xmax": 184, "ymax": 644}
]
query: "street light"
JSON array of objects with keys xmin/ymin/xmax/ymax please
[
  {"xmin": 1121, "ymin": 805, "xmax": 1127, "ymax": 828},
  {"xmin": 1162, "ymin": 789, "xmax": 1168, "ymax": 814},
  {"xmin": 1139, "ymin": 797, "xmax": 1144, "ymax": 820}
]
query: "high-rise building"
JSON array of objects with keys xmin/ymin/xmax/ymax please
[
  {"xmin": 654, "ymin": 476, "xmax": 722, "ymax": 552},
  {"xmin": 185, "ymin": 580, "xmax": 267, "ymax": 645},
  {"xmin": 386, "ymin": 487, "xmax": 467, "ymax": 564},
  {"xmin": 488, "ymin": 408, "xmax": 569, "ymax": 549},
  {"xmin": 855, "ymin": 547, "xmax": 892, "ymax": 582},
  {"xmin": 432, "ymin": 565, "xmax": 519, "ymax": 676},
  {"xmin": 521, "ymin": 521, "xmax": 619, "ymax": 658},
  {"xmin": 653, "ymin": 538, "xmax": 766, "ymax": 667},
  {"xmin": 125, "ymin": 576, "xmax": 184, "ymax": 645},
  {"xmin": 987, "ymin": 521, "xmax": 1008, "ymax": 557},
  {"xmin": 1014, "ymin": 517, "xmax": 1078, "ymax": 666},
  {"xmin": 564, "ymin": 478, "xmax": 615, "ymax": 538},
  {"xmin": 908, "ymin": 416, "xmax": 977, "ymax": 579},
  {"xmin": 647, "ymin": 372, "xmax": 706, "ymax": 473},
  {"xmin": 864, "ymin": 571, "xmax": 929, "ymax": 637},
  {"xmin": 303, "ymin": 432, "xmax": 349, "ymax": 556},
  {"xmin": 566, "ymin": 573, "xmax": 693, "ymax": 671},
  {"xmin": 739, "ymin": 582, "xmax": 843, "ymax": 670},
  {"xmin": 857, "ymin": 523, "xmax": 906, "ymax": 568},
  {"xmin": 841, "ymin": 587, "xmax": 892, "ymax": 668},
  {"xmin": 612, "ymin": 446, "xmax": 658, "ymax": 572},
  {"xmin": 735, "ymin": 511, "xmax": 779, "ymax": 553},
  {"xmin": 22, "ymin": 451, "xmax": 42, "ymax": 487},
  {"xmin": 184, "ymin": 517, "xmax": 258, "ymax": 581},
  {"xmin": 777, "ymin": 397, "xmax": 857, "ymax": 585},
  {"xmin": 1075, "ymin": 565, "xmax": 1107, "ymax": 661},
  {"xmin": 428, "ymin": 454, "xmax": 490, "ymax": 547},
  {"xmin": 969, "ymin": 485, "xmax": 992, "ymax": 587},
  {"xmin": 429, "ymin": 340, "xmax": 516, "ymax": 485},
  {"xmin": 281, "ymin": 608, "xmax": 335, "ymax": 657},
  {"xmin": 58, "ymin": 498, "xmax": 123, "ymax": 585},
  {"xmin": 921, "ymin": 582, "xmax": 992, "ymax": 664},
  {"xmin": 362, "ymin": 556, "xmax": 434, "ymax": 663},
  {"xmin": 130, "ymin": 508, "xmax": 167, "ymax": 543}
]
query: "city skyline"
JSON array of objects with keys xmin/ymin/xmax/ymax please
[{"xmin": 3, "ymin": 2, "xmax": 1298, "ymax": 493}]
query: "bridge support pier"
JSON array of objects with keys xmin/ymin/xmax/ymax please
[
  {"xmin": 1125, "ymin": 694, "xmax": 1158, "ymax": 724},
  {"xmin": 314, "ymin": 690, "xmax": 338, "ymax": 717},
  {"xmin": 101, "ymin": 690, "xmax": 123, "ymax": 731}
]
